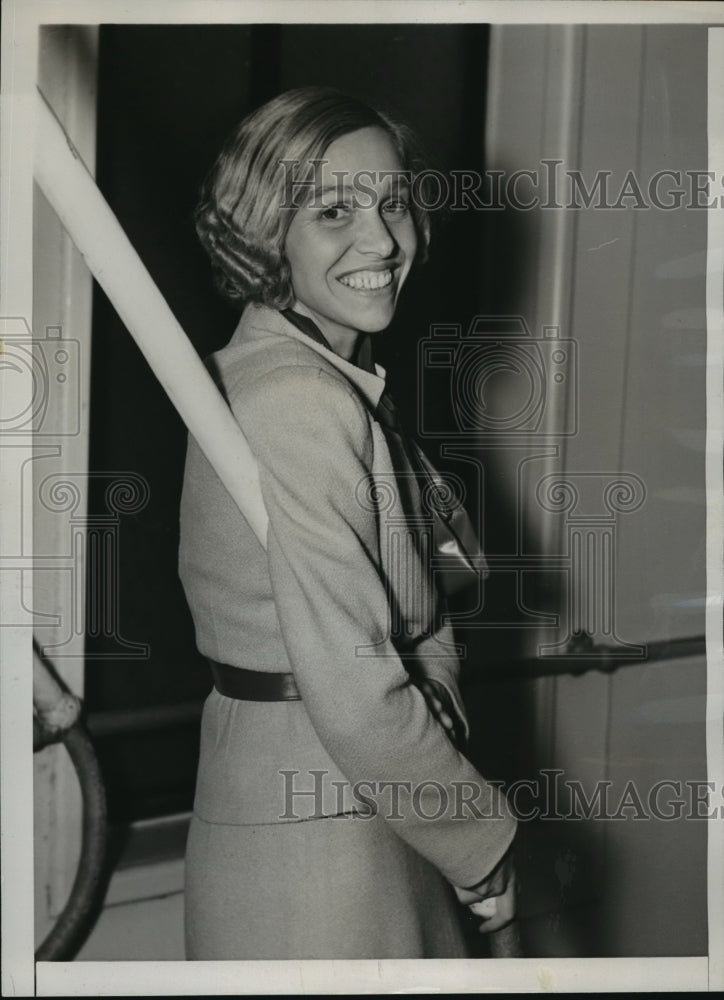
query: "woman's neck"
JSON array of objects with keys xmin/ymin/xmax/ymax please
[
  {"xmin": 287, "ymin": 302, "xmax": 362, "ymax": 363},
  {"xmin": 284, "ymin": 306, "xmax": 376, "ymax": 372}
]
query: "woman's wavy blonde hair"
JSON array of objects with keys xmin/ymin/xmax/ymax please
[{"xmin": 195, "ymin": 86, "xmax": 431, "ymax": 310}]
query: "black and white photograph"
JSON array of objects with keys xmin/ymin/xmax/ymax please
[{"xmin": 1, "ymin": 1, "xmax": 722, "ymax": 994}]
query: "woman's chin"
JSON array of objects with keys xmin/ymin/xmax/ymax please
[{"xmin": 348, "ymin": 303, "xmax": 399, "ymax": 334}]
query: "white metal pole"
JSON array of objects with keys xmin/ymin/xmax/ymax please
[{"xmin": 33, "ymin": 89, "xmax": 269, "ymax": 548}]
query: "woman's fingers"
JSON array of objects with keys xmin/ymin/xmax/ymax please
[
  {"xmin": 472, "ymin": 874, "xmax": 517, "ymax": 934},
  {"xmin": 454, "ymin": 854, "xmax": 518, "ymax": 934},
  {"xmin": 470, "ymin": 897, "xmax": 498, "ymax": 919}
]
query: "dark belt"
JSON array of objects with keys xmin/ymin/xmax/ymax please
[{"xmin": 208, "ymin": 658, "xmax": 301, "ymax": 702}]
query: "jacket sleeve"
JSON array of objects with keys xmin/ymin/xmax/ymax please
[
  {"xmin": 409, "ymin": 616, "xmax": 471, "ymax": 744},
  {"xmin": 230, "ymin": 363, "xmax": 516, "ymax": 890}
]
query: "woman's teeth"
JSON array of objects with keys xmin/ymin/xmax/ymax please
[{"xmin": 338, "ymin": 269, "xmax": 393, "ymax": 290}]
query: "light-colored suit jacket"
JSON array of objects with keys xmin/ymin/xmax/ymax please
[{"xmin": 178, "ymin": 303, "xmax": 516, "ymax": 890}]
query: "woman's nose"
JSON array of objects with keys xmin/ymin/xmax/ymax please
[{"xmin": 355, "ymin": 208, "xmax": 396, "ymax": 257}]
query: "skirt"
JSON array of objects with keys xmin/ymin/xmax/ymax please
[{"xmin": 184, "ymin": 810, "xmax": 470, "ymax": 960}]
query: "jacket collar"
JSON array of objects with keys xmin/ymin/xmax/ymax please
[{"xmin": 232, "ymin": 302, "xmax": 387, "ymax": 412}]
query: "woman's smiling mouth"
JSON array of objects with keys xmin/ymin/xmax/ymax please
[{"xmin": 337, "ymin": 268, "xmax": 395, "ymax": 291}]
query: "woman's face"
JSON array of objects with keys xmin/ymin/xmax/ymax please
[{"xmin": 283, "ymin": 125, "xmax": 420, "ymax": 359}]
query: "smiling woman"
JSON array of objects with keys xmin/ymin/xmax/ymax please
[
  {"xmin": 283, "ymin": 127, "xmax": 421, "ymax": 359},
  {"xmin": 179, "ymin": 86, "xmax": 517, "ymax": 960}
]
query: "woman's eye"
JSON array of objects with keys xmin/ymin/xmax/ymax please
[
  {"xmin": 382, "ymin": 199, "xmax": 410, "ymax": 217},
  {"xmin": 319, "ymin": 204, "xmax": 351, "ymax": 222}
]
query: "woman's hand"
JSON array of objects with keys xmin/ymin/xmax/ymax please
[
  {"xmin": 417, "ymin": 678, "xmax": 461, "ymax": 746},
  {"xmin": 453, "ymin": 848, "xmax": 517, "ymax": 934}
]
